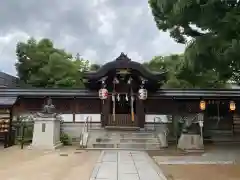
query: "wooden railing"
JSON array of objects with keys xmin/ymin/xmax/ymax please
[{"xmin": 108, "ymin": 114, "xmax": 138, "ymax": 126}]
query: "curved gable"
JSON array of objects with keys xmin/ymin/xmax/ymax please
[{"xmin": 84, "ymin": 53, "xmax": 167, "ymax": 82}]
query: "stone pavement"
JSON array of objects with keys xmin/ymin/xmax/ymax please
[
  {"xmin": 90, "ymin": 150, "xmax": 167, "ymax": 180},
  {"xmin": 154, "ymin": 145, "xmax": 240, "ymax": 165}
]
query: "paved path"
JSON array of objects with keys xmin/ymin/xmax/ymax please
[{"xmin": 90, "ymin": 151, "xmax": 167, "ymax": 180}]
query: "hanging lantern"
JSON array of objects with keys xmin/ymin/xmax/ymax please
[
  {"xmin": 138, "ymin": 88, "xmax": 147, "ymax": 100},
  {"xmin": 99, "ymin": 88, "xmax": 108, "ymax": 100},
  {"xmin": 229, "ymin": 101, "xmax": 236, "ymax": 111},
  {"xmin": 199, "ymin": 100, "xmax": 206, "ymax": 111}
]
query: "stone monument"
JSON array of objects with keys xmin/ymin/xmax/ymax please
[
  {"xmin": 177, "ymin": 113, "xmax": 204, "ymax": 152},
  {"xmin": 30, "ymin": 98, "xmax": 62, "ymax": 150}
]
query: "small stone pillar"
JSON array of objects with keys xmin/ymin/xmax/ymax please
[{"xmin": 30, "ymin": 98, "xmax": 62, "ymax": 150}]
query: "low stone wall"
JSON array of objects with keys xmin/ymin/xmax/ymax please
[
  {"xmin": 144, "ymin": 123, "xmax": 169, "ymax": 132},
  {"xmin": 61, "ymin": 122, "xmax": 101, "ymax": 141},
  {"xmin": 62, "ymin": 122, "xmax": 172, "ymax": 141}
]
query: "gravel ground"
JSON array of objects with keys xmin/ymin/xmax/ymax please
[
  {"xmin": 0, "ymin": 145, "xmax": 100, "ymax": 180},
  {"xmin": 149, "ymin": 144, "xmax": 240, "ymax": 180},
  {"xmin": 160, "ymin": 164, "xmax": 240, "ymax": 180}
]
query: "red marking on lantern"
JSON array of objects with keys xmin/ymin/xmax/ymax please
[{"xmin": 104, "ymin": 91, "xmax": 108, "ymax": 97}]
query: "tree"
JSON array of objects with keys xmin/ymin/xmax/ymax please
[
  {"xmin": 149, "ymin": 0, "xmax": 240, "ymax": 84},
  {"xmin": 144, "ymin": 54, "xmax": 192, "ymax": 88},
  {"xmin": 16, "ymin": 38, "xmax": 89, "ymax": 88},
  {"xmin": 90, "ymin": 63, "xmax": 101, "ymax": 71},
  {"xmin": 144, "ymin": 54, "xmax": 226, "ymax": 88}
]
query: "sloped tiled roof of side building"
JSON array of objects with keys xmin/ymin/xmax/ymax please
[{"xmin": 0, "ymin": 71, "xmax": 19, "ymax": 88}]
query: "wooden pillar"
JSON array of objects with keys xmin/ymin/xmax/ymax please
[
  {"xmin": 73, "ymin": 97, "xmax": 76, "ymax": 122},
  {"xmin": 8, "ymin": 107, "xmax": 13, "ymax": 147},
  {"xmin": 101, "ymin": 98, "xmax": 111, "ymax": 127},
  {"xmin": 136, "ymin": 98, "xmax": 145, "ymax": 128}
]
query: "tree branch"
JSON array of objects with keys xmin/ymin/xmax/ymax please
[{"xmin": 183, "ymin": 25, "xmax": 206, "ymax": 37}]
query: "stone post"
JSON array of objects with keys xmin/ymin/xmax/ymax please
[
  {"xmin": 30, "ymin": 115, "xmax": 62, "ymax": 150},
  {"xmin": 29, "ymin": 98, "xmax": 62, "ymax": 150}
]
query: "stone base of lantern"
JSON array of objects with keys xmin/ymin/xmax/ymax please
[{"xmin": 177, "ymin": 133, "xmax": 204, "ymax": 152}]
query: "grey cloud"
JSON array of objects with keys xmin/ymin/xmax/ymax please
[{"xmin": 0, "ymin": 0, "xmax": 184, "ymax": 75}]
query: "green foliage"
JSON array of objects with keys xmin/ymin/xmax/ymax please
[
  {"xmin": 60, "ymin": 133, "xmax": 71, "ymax": 145},
  {"xmin": 90, "ymin": 63, "xmax": 101, "ymax": 71},
  {"xmin": 16, "ymin": 38, "xmax": 90, "ymax": 88},
  {"xmin": 149, "ymin": 0, "xmax": 240, "ymax": 85},
  {"xmin": 144, "ymin": 54, "xmax": 226, "ymax": 88}
]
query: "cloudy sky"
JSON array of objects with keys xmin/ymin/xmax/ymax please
[{"xmin": 0, "ymin": 0, "xmax": 184, "ymax": 76}]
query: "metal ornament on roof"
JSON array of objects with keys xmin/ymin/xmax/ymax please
[
  {"xmin": 138, "ymin": 87, "xmax": 147, "ymax": 100},
  {"xmin": 127, "ymin": 77, "xmax": 132, "ymax": 84},
  {"xmin": 113, "ymin": 77, "xmax": 119, "ymax": 84},
  {"xmin": 99, "ymin": 88, "xmax": 108, "ymax": 100}
]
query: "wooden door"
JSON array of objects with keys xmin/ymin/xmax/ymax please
[{"xmin": 107, "ymin": 114, "xmax": 138, "ymax": 126}]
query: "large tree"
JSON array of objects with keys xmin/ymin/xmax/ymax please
[
  {"xmin": 89, "ymin": 63, "xmax": 101, "ymax": 71},
  {"xmin": 144, "ymin": 54, "xmax": 226, "ymax": 88},
  {"xmin": 149, "ymin": 0, "xmax": 240, "ymax": 84},
  {"xmin": 16, "ymin": 38, "xmax": 89, "ymax": 88}
]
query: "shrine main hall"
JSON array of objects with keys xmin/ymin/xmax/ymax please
[{"xmin": 0, "ymin": 53, "xmax": 240, "ymax": 148}]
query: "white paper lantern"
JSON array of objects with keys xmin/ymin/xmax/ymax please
[
  {"xmin": 138, "ymin": 88, "xmax": 147, "ymax": 100},
  {"xmin": 99, "ymin": 88, "xmax": 108, "ymax": 100}
]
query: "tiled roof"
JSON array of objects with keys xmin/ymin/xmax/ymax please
[{"xmin": 0, "ymin": 71, "xmax": 19, "ymax": 88}]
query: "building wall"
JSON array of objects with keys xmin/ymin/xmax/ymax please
[
  {"xmin": 12, "ymin": 97, "xmax": 101, "ymax": 122},
  {"xmin": 145, "ymin": 99, "xmax": 201, "ymax": 114},
  {"xmin": 11, "ymin": 96, "xmax": 240, "ymax": 142}
]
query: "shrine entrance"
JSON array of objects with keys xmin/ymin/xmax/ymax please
[
  {"xmin": 83, "ymin": 53, "xmax": 167, "ymax": 128},
  {"xmin": 108, "ymin": 94, "xmax": 137, "ymax": 127}
]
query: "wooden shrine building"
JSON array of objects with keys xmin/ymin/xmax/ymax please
[{"xmin": 1, "ymin": 53, "xmax": 240, "ymax": 147}]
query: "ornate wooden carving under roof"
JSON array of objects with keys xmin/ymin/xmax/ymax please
[{"xmin": 83, "ymin": 53, "xmax": 167, "ymax": 90}]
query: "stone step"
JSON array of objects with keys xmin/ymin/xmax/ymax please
[
  {"xmin": 105, "ymin": 126, "xmax": 140, "ymax": 131},
  {"xmin": 93, "ymin": 143, "xmax": 115, "ymax": 148},
  {"xmin": 86, "ymin": 147, "xmax": 163, "ymax": 150},
  {"xmin": 94, "ymin": 138, "xmax": 160, "ymax": 144},
  {"xmin": 92, "ymin": 142, "xmax": 161, "ymax": 149},
  {"xmin": 117, "ymin": 143, "xmax": 161, "ymax": 149},
  {"xmin": 86, "ymin": 129, "xmax": 161, "ymax": 149},
  {"xmin": 89, "ymin": 132, "xmax": 156, "ymax": 136},
  {"xmin": 119, "ymin": 139, "xmax": 159, "ymax": 143},
  {"xmin": 95, "ymin": 137, "xmax": 158, "ymax": 140},
  {"xmin": 91, "ymin": 131, "xmax": 155, "ymax": 135},
  {"xmin": 92, "ymin": 134, "xmax": 157, "ymax": 139}
]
